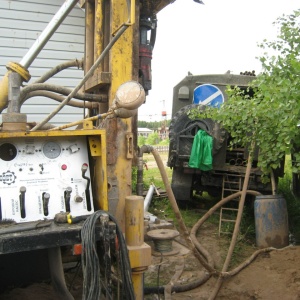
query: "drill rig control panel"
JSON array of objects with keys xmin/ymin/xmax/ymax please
[{"xmin": 0, "ymin": 133, "xmax": 98, "ymax": 223}]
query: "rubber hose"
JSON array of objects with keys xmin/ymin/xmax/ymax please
[
  {"xmin": 48, "ymin": 247, "xmax": 74, "ymax": 300},
  {"xmin": 33, "ymin": 58, "xmax": 83, "ymax": 84},
  {"xmin": 140, "ymin": 146, "xmax": 214, "ymax": 294}
]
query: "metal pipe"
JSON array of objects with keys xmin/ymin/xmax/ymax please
[
  {"xmin": 85, "ymin": 1, "xmax": 95, "ymax": 73},
  {"xmin": 229, "ymin": 159, "xmax": 236, "ymax": 165},
  {"xmin": 125, "ymin": 195, "xmax": 146, "ymax": 300},
  {"xmin": 136, "ymin": 157, "xmax": 144, "ymax": 196},
  {"xmin": 7, "ymin": 72, "xmax": 22, "ymax": 113},
  {"xmin": 137, "ymin": 145, "xmax": 152, "ymax": 196},
  {"xmin": 20, "ymin": 0, "xmax": 78, "ymax": 69},
  {"xmin": 31, "ymin": 24, "xmax": 129, "ymax": 131},
  {"xmin": 144, "ymin": 184, "xmax": 155, "ymax": 212},
  {"xmin": 236, "ymin": 158, "xmax": 243, "ymax": 166}
]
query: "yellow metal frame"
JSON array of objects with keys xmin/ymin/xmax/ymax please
[{"xmin": 0, "ymin": 129, "xmax": 108, "ymax": 211}]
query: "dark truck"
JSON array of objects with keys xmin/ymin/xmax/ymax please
[{"xmin": 167, "ymin": 73, "xmax": 284, "ymax": 203}]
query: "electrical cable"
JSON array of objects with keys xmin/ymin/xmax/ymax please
[
  {"xmin": 81, "ymin": 210, "xmax": 135, "ymax": 300},
  {"xmin": 67, "ymin": 261, "xmax": 82, "ymax": 291}
]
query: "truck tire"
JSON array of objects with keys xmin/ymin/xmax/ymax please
[{"xmin": 168, "ymin": 104, "xmax": 227, "ymax": 170}]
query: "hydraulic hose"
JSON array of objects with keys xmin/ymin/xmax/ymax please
[
  {"xmin": 209, "ymin": 152, "xmax": 254, "ymax": 300},
  {"xmin": 33, "ymin": 58, "xmax": 83, "ymax": 84},
  {"xmin": 142, "ymin": 145, "xmax": 214, "ymax": 294},
  {"xmin": 23, "ymin": 91, "xmax": 98, "ymax": 109},
  {"xmin": 142, "ymin": 145, "xmax": 264, "ymax": 296},
  {"xmin": 31, "ymin": 24, "xmax": 130, "ymax": 131},
  {"xmin": 48, "ymin": 247, "xmax": 74, "ymax": 300},
  {"xmin": 190, "ymin": 189, "xmax": 262, "ymax": 277},
  {"xmin": 20, "ymin": 83, "xmax": 104, "ymax": 104}
]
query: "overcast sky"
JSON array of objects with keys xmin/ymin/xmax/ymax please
[{"xmin": 137, "ymin": 0, "xmax": 300, "ymax": 121}]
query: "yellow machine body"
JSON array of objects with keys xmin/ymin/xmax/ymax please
[{"xmin": 0, "ymin": 1, "xmax": 175, "ymax": 298}]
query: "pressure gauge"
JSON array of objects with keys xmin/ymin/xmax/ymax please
[
  {"xmin": 43, "ymin": 141, "xmax": 61, "ymax": 159},
  {"xmin": 0, "ymin": 143, "xmax": 18, "ymax": 161}
]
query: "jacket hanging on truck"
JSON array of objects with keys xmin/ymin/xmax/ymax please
[{"xmin": 188, "ymin": 130, "xmax": 213, "ymax": 171}]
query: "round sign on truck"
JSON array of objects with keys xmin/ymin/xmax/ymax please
[{"xmin": 193, "ymin": 84, "xmax": 224, "ymax": 108}]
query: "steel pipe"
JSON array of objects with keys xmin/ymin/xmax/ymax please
[{"xmin": 20, "ymin": 0, "xmax": 78, "ymax": 69}]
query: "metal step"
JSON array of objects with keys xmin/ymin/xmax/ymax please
[{"xmin": 219, "ymin": 174, "xmax": 242, "ymax": 236}]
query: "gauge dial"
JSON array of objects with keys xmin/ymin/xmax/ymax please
[
  {"xmin": 43, "ymin": 141, "xmax": 61, "ymax": 159},
  {"xmin": 0, "ymin": 143, "xmax": 18, "ymax": 161}
]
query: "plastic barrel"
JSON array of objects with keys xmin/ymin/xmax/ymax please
[{"xmin": 254, "ymin": 195, "xmax": 289, "ymax": 248}]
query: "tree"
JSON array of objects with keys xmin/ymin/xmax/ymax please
[
  {"xmin": 189, "ymin": 9, "xmax": 300, "ymax": 182},
  {"xmin": 146, "ymin": 132, "xmax": 160, "ymax": 145},
  {"xmin": 138, "ymin": 135, "xmax": 146, "ymax": 147}
]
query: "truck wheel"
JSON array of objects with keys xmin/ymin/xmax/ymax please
[
  {"xmin": 171, "ymin": 168, "xmax": 193, "ymax": 203},
  {"xmin": 169, "ymin": 104, "xmax": 226, "ymax": 156}
]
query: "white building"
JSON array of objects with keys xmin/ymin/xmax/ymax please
[
  {"xmin": 0, "ymin": 0, "xmax": 85, "ymax": 125},
  {"xmin": 138, "ymin": 128, "xmax": 153, "ymax": 137}
]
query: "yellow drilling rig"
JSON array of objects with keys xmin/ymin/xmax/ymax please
[{"xmin": 0, "ymin": 0, "xmax": 200, "ymax": 299}]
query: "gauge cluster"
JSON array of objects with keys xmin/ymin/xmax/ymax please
[{"xmin": 0, "ymin": 136, "xmax": 94, "ymax": 223}]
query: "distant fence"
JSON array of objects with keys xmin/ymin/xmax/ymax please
[{"xmin": 153, "ymin": 145, "xmax": 169, "ymax": 152}]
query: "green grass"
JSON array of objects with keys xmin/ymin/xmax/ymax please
[
  {"xmin": 278, "ymin": 155, "xmax": 300, "ymax": 242},
  {"xmin": 134, "ymin": 153, "xmax": 300, "ymax": 244}
]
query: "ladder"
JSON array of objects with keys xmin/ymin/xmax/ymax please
[{"xmin": 218, "ymin": 174, "xmax": 242, "ymax": 236}]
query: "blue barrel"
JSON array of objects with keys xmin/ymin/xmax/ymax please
[{"xmin": 254, "ymin": 195, "xmax": 289, "ymax": 248}]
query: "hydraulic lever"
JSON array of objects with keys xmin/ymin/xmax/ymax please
[
  {"xmin": 19, "ymin": 186, "xmax": 26, "ymax": 219},
  {"xmin": 81, "ymin": 164, "xmax": 91, "ymax": 211},
  {"xmin": 43, "ymin": 192, "xmax": 50, "ymax": 216},
  {"xmin": 64, "ymin": 187, "xmax": 72, "ymax": 212}
]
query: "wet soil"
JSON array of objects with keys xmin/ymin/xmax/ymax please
[
  {"xmin": 1, "ymin": 152, "xmax": 300, "ymax": 299},
  {"xmin": 1, "ymin": 221, "xmax": 299, "ymax": 300}
]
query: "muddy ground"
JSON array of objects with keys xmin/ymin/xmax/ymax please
[
  {"xmin": 144, "ymin": 222, "xmax": 300, "ymax": 300},
  {"xmin": 1, "ymin": 152, "xmax": 300, "ymax": 299},
  {"xmin": 1, "ymin": 220, "xmax": 299, "ymax": 300}
]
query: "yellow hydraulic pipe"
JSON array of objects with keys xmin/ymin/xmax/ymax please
[
  {"xmin": 125, "ymin": 195, "xmax": 151, "ymax": 300},
  {"xmin": 0, "ymin": 71, "xmax": 9, "ymax": 112},
  {"xmin": 0, "ymin": 62, "xmax": 30, "ymax": 113},
  {"xmin": 125, "ymin": 195, "xmax": 144, "ymax": 247},
  {"xmin": 129, "ymin": 0, "xmax": 136, "ymax": 25}
]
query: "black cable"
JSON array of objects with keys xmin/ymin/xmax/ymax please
[
  {"xmin": 81, "ymin": 211, "xmax": 135, "ymax": 300},
  {"xmin": 67, "ymin": 261, "xmax": 81, "ymax": 291},
  {"xmin": 109, "ymin": 213, "xmax": 135, "ymax": 300},
  {"xmin": 157, "ymin": 253, "xmax": 163, "ymax": 299},
  {"xmin": 81, "ymin": 212, "xmax": 102, "ymax": 300}
]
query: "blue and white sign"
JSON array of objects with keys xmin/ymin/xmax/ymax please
[{"xmin": 193, "ymin": 84, "xmax": 224, "ymax": 108}]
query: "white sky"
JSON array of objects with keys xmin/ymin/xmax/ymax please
[{"xmin": 137, "ymin": 0, "xmax": 300, "ymax": 121}]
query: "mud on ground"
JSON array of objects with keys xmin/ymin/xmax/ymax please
[
  {"xmin": 144, "ymin": 221, "xmax": 300, "ymax": 299},
  {"xmin": 1, "ymin": 221, "xmax": 300, "ymax": 300},
  {"xmin": 1, "ymin": 151, "xmax": 300, "ymax": 299}
]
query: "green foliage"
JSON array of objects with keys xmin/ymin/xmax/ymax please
[
  {"xmin": 131, "ymin": 166, "xmax": 137, "ymax": 193},
  {"xmin": 146, "ymin": 132, "xmax": 161, "ymax": 145},
  {"xmin": 189, "ymin": 10, "xmax": 300, "ymax": 181},
  {"xmin": 158, "ymin": 138, "xmax": 170, "ymax": 145},
  {"xmin": 278, "ymin": 156, "xmax": 300, "ymax": 240},
  {"xmin": 138, "ymin": 120, "xmax": 171, "ymax": 130},
  {"xmin": 137, "ymin": 135, "xmax": 146, "ymax": 147}
]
